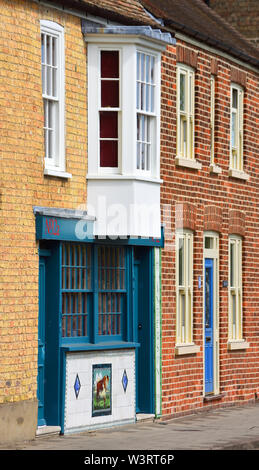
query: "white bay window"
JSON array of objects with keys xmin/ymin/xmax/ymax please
[{"xmin": 84, "ymin": 25, "xmax": 173, "ymax": 238}]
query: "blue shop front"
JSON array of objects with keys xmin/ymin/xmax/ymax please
[{"xmin": 34, "ymin": 207, "xmax": 163, "ymax": 434}]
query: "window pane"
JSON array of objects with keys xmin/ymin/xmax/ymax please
[
  {"xmin": 179, "ymin": 237, "xmax": 184, "ymax": 285},
  {"xmin": 46, "ymin": 35, "xmax": 52, "ymax": 65},
  {"xmin": 101, "ymin": 80, "xmax": 119, "ymax": 108},
  {"xmin": 41, "ymin": 34, "xmax": 45, "ymax": 63},
  {"xmin": 189, "ymin": 73, "xmax": 193, "ymax": 113},
  {"xmin": 180, "ymin": 73, "xmax": 185, "ymax": 111},
  {"xmin": 101, "ymin": 51, "xmax": 119, "ymax": 78},
  {"xmin": 150, "ymin": 56, "xmax": 155, "ymax": 84},
  {"xmin": 100, "ymin": 140, "xmax": 118, "ymax": 167},
  {"xmin": 100, "ymin": 111, "xmax": 118, "ymax": 138},
  {"xmin": 231, "ymin": 292, "xmax": 236, "ymax": 337},
  {"xmin": 231, "ymin": 112, "xmax": 237, "ymax": 147},
  {"xmin": 141, "ymin": 53, "xmax": 145, "ymax": 82},
  {"xmin": 205, "ymin": 267, "xmax": 211, "ymax": 328},
  {"xmin": 230, "ymin": 243, "xmax": 234, "ymax": 287},
  {"xmin": 205, "ymin": 237, "xmax": 213, "ymax": 249},
  {"xmin": 232, "ymin": 88, "xmax": 238, "ymax": 109}
]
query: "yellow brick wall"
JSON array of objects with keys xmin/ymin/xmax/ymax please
[{"xmin": 0, "ymin": 0, "xmax": 88, "ymax": 404}]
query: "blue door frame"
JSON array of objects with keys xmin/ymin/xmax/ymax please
[
  {"xmin": 205, "ymin": 258, "xmax": 214, "ymax": 394},
  {"xmin": 37, "ymin": 256, "xmax": 47, "ymax": 426}
]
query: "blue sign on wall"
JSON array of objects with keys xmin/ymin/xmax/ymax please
[{"xmin": 35, "ymin": 213, "xmax": 164, "ymax": 247}]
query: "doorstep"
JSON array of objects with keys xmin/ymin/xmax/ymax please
[
  {"xmin": 136, "ymin": 414, "xmax": 155, "ymax": 422},
  {"xmin": 36, "ymin": 426, "xmax": 61, "ymax": 437}
]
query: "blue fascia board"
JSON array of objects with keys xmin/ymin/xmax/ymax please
[{"xmin": 35, "ymin": 212, "xmax": 164, "ymax": 247}]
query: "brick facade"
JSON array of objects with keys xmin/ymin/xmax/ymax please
[
  {"xmin": 1, "ymin": 0, "xmax": 259, "ymax": 443},
  {"xmin": 160, "ymin": 38, "xmax": 259, "ymax": 417},
  {"xmin": 0, "ymin": 0, "xmax": 87, "ymax": 415}
]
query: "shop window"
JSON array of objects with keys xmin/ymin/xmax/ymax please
[{"xmin": 61, "ymin": 243, "xmax": 127, "ymax": 343}]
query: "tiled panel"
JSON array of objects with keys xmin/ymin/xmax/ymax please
[{"xmin": 64, "ymin": 349, "xmax": 136, "ymax": 432}]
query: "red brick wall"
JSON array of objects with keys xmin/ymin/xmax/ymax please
[{"xmin": 160, "ymin": 40, "xmax": 259, "ymax": 417}]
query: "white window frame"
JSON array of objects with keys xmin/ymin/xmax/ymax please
[
  {"xmin": 228, "ymin": 235, "xmax": 248, "ymax": 350},
  {"xmin": 87, "ymin": 36, "xmax": 162, "ymax": 180},
  {"xmin": 40, "ymin": 20, "xmax": 67, "ymax": 176},
  {"xmin": 175, "ymin": 230, "xmax": 199, "ymax": 355},
  {"xmin": 230, "ymin": 83, "xmax": 244, "ymax": 172},
  {"xmin": 176, "ymin": 64, "xmax": 195, "ymax": 162}
]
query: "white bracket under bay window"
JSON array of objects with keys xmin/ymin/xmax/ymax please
[
  {"xmin": 176, "ymin": 64, "xmax": 201, "ymax": 170},
  {"xmin": 84, "ymin": 25, "xmax": 174, "ymax": 238},
  {"xmin": 228, "ymin": 235, "xmax": 249, "ymax": 350},
  {"xmin": 40, "ymin": 20, "xmax": 70, "ymax": 178},
  {"xmin": 229, "ymin": 84, "xmax": 249, "ymax": 181},
  {"xmin": 175, "ymin": 230, "xmax": 199, "ymax": 355}
]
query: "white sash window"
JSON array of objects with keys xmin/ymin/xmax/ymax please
[{"xmin": 41, "ymin": 21, "xmax": 65, "ymax": 174}]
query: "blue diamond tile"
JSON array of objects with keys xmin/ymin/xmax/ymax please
[
  {"xmin": 74, "ymin": 374, "xmax": 81, "ymax": 399},
  {"xmin": 122, "ymin": 369, "xmax": 128, "ymax": 392}
]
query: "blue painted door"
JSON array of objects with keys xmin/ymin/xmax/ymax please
[
  {"xmin": 133, "ymin": 260, "xmax": 140, "ymax": 413},
  {"xmin": 205, "ymin": 258, "xmax": 214, "ymax": 394},
  {"xmin": 133, "ymin": 248, "xmax": 154, "ymax": 414},
  {"xmin": 37, "ymin": 258, "xmax": 46, "ymax": 426}
]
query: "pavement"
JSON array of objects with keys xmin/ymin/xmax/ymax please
[{"xmin": 1, "ymin": 402, "xmax": 259, "ymax": 452}]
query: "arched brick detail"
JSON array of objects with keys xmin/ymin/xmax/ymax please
[
  {"xmin": 230, "ymin": 67, "xmax": 247, "ymax": 89},
  {"xmin": 229, "ymin": 209, "xmax": 246, "ymax": 236},
  {"xmin": 176, "ymin": 45, "xmax": 198, "ymax": 69},
  {"xmin": 204, "ymin": 205, "xmax": 222, "ymax": 232},
  {"xmin": 175, "ymin": 203, "xmax": 196, "ymax": 231}
]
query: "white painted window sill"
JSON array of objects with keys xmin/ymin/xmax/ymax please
[
  {"xmin": 210, "ymin": 163, "xmax": 222, "ymax": 174},
  {"xmin": 227, "ymin": 340, "xmax": 249, "ymax": 351},
  {"xmin": 44, "ymin": 168, "xmax": 72, "ymax": 179},
  {"xmin": 228, "ymin": 169, "xmax": 250, "ymax": 181},
  {"xmin": 175, "ymin": 157, "xmax": 202, "ymax": 170},
  {"xmin": 175, "ymin": 343, "xmax": 200, "ymax": 356}
]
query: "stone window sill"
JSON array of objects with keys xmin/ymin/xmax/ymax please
[
  {"xmin": 228, "ymin": 169, "xmax": 250, "ymax": 181},
  {"xmin": 175, "ymin": 343, "xmax": 200, "ymax": 356},
  {"xmin": 44, "ymin": 168, "xmax": 72, "ymax": 179},
  {"xmin": 210, "ymin": 163, "xmax": 222, "ymax": 174},
  {"xmin": 175, "ymin": 157, "xmax": 202, "ymax": 170},
  {"xmin": 227, "ymin": 340, "xmax": 249, "ymax": 351},
  {"xmin": 203, "ymin": 393, "xmax": 225, "ymax": 403}
]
